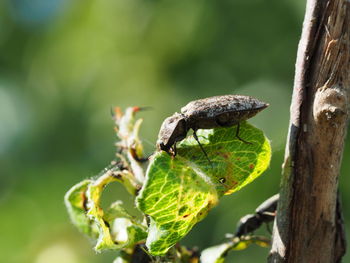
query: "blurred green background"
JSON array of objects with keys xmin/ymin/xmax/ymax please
[{"xmin": 0, "ymin": 0, "xmax": 348, "ymax": 262}]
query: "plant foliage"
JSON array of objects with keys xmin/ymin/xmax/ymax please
[{"xmin": 65, "ymin": 107, "xmax": 271, "ymax": 262}]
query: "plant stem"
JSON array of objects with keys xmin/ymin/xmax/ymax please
[{"xmin": 269, "ymin": 0, "xmax": 349, "ymax": 262}]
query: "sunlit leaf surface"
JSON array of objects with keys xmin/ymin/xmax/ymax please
[{"xmin": 137, "ymin": 122, "xmax": 271, "ymax": 255}]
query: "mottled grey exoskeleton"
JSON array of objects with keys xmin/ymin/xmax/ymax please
[{"xmin": 156, "ymin": 95, "xmax": 269, "ymax": 159}]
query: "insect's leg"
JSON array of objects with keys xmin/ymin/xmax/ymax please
[
  {"xmin": 215, "ymin": 115, "xmax": 250, "ymax": 143},
  {"xmin": 193, "ymin": 130, "xmax": 213, "ymax": 168},
  {"xmin": 265, "ymin": 222, "xmax": 272, "ymax": 235},
  {"xmin": 172, "ymin": 143, "xmax": 177, "ymax": 157},
  {"xmin": 235, "ymin": 122, "xmax": 252, "ymax": 144}
]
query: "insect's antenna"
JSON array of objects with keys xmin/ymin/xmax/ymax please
[{"xmin": 193, "ymin": 131, "xmax": 213, "ymax": 168}]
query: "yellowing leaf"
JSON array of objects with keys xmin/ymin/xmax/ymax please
[
  {"xmin": 64, "ymin": 179, "xmax": 99, "ymax": 238},
  {"xmin": 86, "ymin": 170, "xmax": 147, "ymax": 251}
]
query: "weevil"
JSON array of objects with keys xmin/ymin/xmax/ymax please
[
  {"xmin": 156, "ymin": 95, "xmax": 269, "ymax": 162},
  {"xmin": 234, "ymin": 194, "xmax": 279, "ymax": 237}
]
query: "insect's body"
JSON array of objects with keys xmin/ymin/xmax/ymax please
[
  {"xmin": 157, "ymin": 95, "xmax": 268, "ymax": 155},
  {"xmin": 182, "ymin": 95, "xmax": 268, "ymax": 130},
  {"xmin": 235, "ymin": 194, "xmax": 279, "ymax": 237}
]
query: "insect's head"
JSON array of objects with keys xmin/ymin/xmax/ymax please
[{"xmin": 156, "ymin": 113, "xmax": 188, "ymax": 153}]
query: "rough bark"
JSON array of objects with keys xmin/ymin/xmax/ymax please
[{"xmin": 268, "ymin": 0, "xmax": 349, "ymax": 262}]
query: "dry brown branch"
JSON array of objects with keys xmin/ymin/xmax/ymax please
[{"xmin": 268, "ymin": 0, "xmax": 349, "ymax": 262}]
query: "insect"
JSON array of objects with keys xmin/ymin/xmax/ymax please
[
  {"xmin": 234, "ymin": 194, "xmax": 279, "ymax": 237},
  {"xmin": 156, "ymin": 95, "xmax": 269, "ymax": 161}
]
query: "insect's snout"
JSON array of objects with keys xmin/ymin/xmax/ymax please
[{"xmin": 157, "ymin": 141, "xmax": 169, "ymax": 153}]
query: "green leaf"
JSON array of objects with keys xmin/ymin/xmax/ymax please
[
  {"xmin": 86, "ymin": 171, "xmax": 147, "ymax": 251},
  {"xmin": 177, "ymin": 121, "xmax": 271, "ymax": 195},
  {"xmin": 137, "ymin": 152, "xmax": 219, "ymax": 255},
  {"xmin": 137, "ymin": 122, "xmax": 271, "ymax": 255},
  {"xmin": 64, "ymin": 179, "xmax": 99, "ymax": 238},
  {"xmin": 106, "ymin": 201, "xmax": 147, "ymax": 248},
  {"xmin": 200, "ymin": 236, "xmax": 271, "ymax": 263}
]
